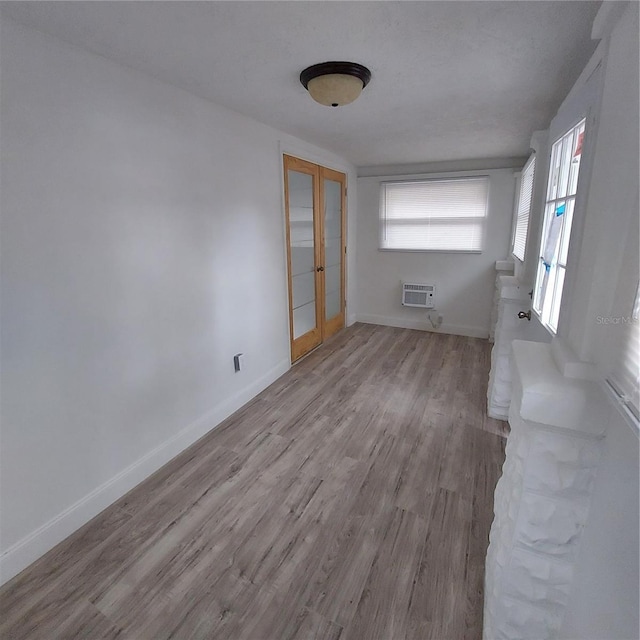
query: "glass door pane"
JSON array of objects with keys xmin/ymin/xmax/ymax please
[
  {"xmin": 323, "ymin": 177, "xmax": 343, "ymax": 322},
  {"xmin": 287, "ymin": 169, "xmax": 318, "ymax": 339}
]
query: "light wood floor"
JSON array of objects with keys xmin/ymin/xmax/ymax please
[{"xmin": 0, "ymin": 323, "xmax": 507, "ymax": 640}]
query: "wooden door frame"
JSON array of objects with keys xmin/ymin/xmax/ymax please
[
  {"xmin": 320, "ymin": 166, "xmax": 347, "ymax": 341},
  {"xmin": 284, "ymin": 155, "xmax": 347, "ymax": 362},
  {"xmin": 283, "ymin": 155, "xmax": 322, "ymax": 362}
]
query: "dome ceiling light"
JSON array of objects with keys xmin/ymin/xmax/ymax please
[{"xmin": 300, "ymin": 61, "xmax": 371, "ymax": 107}]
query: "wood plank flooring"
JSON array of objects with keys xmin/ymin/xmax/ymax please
[{"xmin": 0, "ymin": 323, "xmax": 508, "ymax": 640}]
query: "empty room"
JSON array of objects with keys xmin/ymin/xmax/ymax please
[{"xmin": 0, "ymin": 1, "xmax": 638, "ymax": 639}]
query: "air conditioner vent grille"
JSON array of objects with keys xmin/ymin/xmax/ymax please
[
  {"xmin": 408, "ymin": 284, "xmax": 430, "ymax": 291},
  {"xmin": 402, "ymin": 283, "xmax": 436, "ymax": 308}
]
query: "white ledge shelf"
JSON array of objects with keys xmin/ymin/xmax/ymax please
[
  {"xmin": 487, "ymin": 276, "xmax": 532, "ymax": 419},
  {"xmin": 495, "ymin": 259, "xmax": 515, "ymax": 273},
  {"xmin": 497, "ymin": 275, "xmax": 529, "ymax": 301},
  {"xmin": 511, "ymin": 339, "xmax": 607, "ymax": 436}
]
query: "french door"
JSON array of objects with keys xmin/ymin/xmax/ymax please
[{"xmin": 283, "ymin": 155, "xmax": 346, "ymax": 362}]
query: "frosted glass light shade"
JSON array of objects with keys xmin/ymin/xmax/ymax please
[
  {"xmin": 306, "ymin": 74, "xmax": 364, "ymax": 107},
  {"xmin": 300, "ymin": 62, "xmax": 371, "ymax": 107}
]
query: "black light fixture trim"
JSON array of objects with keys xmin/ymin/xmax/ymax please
[{"xmin": 299, "ymin": 61, "xmax": 371, "ymax": 90}]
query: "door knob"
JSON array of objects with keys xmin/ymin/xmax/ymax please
[
  {"xmin": 316, "ymin": 266, "xmax": 325, "ymax": 272},
  {"xmin": 517, "ymin": 310, "xmax": 531, "ymax": 321}
]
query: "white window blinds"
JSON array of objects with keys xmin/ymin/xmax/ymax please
[
  {"xmin": 380, "ymin": 176, "xmax": 489, "ymax": 252},
  {"xmin": 512, "ymin": 155, "xmax": 536, "ymax": 262},
  {"xmin": 607, "ymin": 283, "xmax": 640, "ymax": 420}
]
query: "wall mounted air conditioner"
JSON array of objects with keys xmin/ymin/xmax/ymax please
[{"xmin": 402, "ymin": 283, "xmax": 436, "ymax": 308}]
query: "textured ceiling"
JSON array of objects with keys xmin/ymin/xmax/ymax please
[{"xmin": 1, "ymin": 1, "xmax": 601, "ymax": 167}]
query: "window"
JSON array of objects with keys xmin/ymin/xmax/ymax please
[
  {"xmin": 511, "ymin": 154, "xmax": 536, "ymax": 262},
  {"xmin": 533, "ymin": 119, "xmax": 586, "ymax": 333},
  {"xmin": 379, "ymin": 176, "xmax": 489, "ymax": 252},
  {"xmin": 607, "ymin": 283, "xmax": 640, "ymax": 421}
]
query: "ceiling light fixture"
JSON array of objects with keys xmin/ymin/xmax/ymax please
[{"xmin": 300, "ymin": 61, "xmax": 371, "ymax": 107}]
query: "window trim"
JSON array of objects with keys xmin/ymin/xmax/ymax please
[
  {"xmin": 605, "ymin": 281, "xmax": 640, "ymax": 424},
  {"xmin": 378, "ymin": 174, "xmax": 490, "ymax": 254},
  {"xmin": 532, "ymin": 117, "xmax": 587, "ymax": 335}
]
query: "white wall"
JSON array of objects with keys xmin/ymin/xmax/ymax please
[
  {"xmin": 355, "ymin": 169, "xmax": 515, "ymax": 338},
  {"xmin": 566, "ymin": 4, "xmax": 639, "ymax": 368},
  {"xmin": 558, "ymin": 3, "xmax": 639, "ymax": 638},
  {"xmin": 503, "ymin": 3, "xmax": 639, "ymax": 637},
  {"xmin": 0, "ymin": 16, "xmax": 356, "ymax": 583},
  {"xmin": 560, "ymin": 407, "xmax": 639, "ymax": 639}
]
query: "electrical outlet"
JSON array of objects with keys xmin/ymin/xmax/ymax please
[{"xmin": 233, "ymin": 353, "xmax": 243, "ymax": 372}]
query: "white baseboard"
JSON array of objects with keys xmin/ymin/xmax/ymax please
[
  {"xmin": 0, "ymin": 358, "xmax": 290, "ymax": 586},
  {"xmin": 356, "ymin": 313, "xmax": 488, "ymax": 339},
  {"xmin": 487, "ymin": 406, "xmax": 510, "ymax": 421}
]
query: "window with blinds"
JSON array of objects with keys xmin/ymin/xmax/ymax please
[
  {"xmin": 607, "ymin": 283, "xmax": 640, "ymax": 421},
  {"xmin": 379, "ymin": 176, "xmax": 489, "ymax": 252},
  {"xmin": 511, "ymin": 155, "xmax": 536, "ymax": 262}
]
